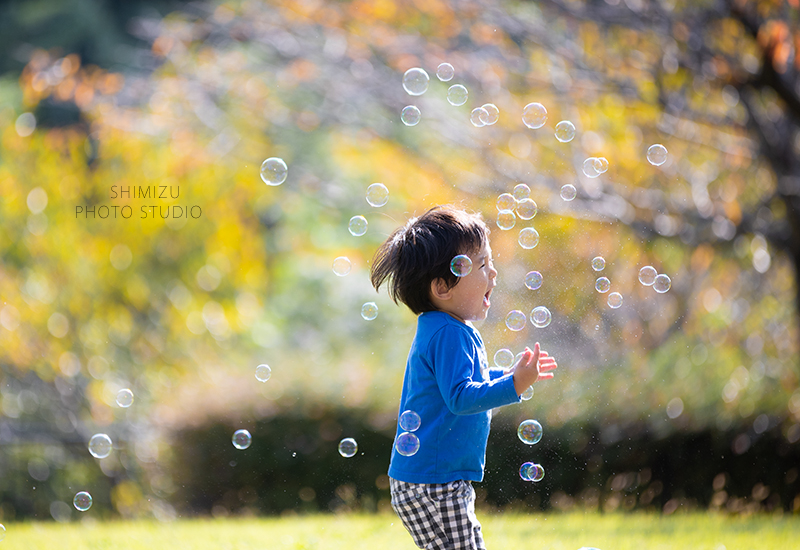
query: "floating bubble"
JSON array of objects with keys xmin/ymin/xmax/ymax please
[
  {"xmin": 401, "ymin": 105, "xmax": 421, "ymax": 126},
  {"xmin": 232, "ymin": 429, "xmax": 252, "ymax": 450},
  {"xmin": 470, "ymin": 107, "xmax": 488, "ymax": 127},
  {"xmin": 516, "ymin": 198, "xmax": 538, "ymax": 220},
  {"xmin": 402, "ymin": 68, "xmax": 429, "ymax": 96},
  {"xmin": 607, "ymin": 292, "xmax": 623, "ymax": 309},
  {"xmin": 480, "ymin": 103, "xmax": 499, "ymax": 125},
  {"xmin": 450, "ymin": 255, "xmax": 473, "ymax": 277},
  {"xmin": 519, "ymin": 461, "xmax": 535, "ymax": 481},
  {"xmin": 596, "ymin": 157, "xmax": 609, "ymax": 173},
  {"xmin": 115, "ymin": 388, "xmax": 134, "ymax": 408},
  {"xmin": 512, "ymin": 183, "xmax": 531, "ymax": 201},
  {"xmin": 524, "ymin": 271, "xmax": 543, "ymax": 291},
  {"xmin": 591, "ymin": 256, "xmax": 606, "ymax": 271},
  {"xmin": 338, "ymin": 437, "xmax": 358, "ymax": 458},
  {"xmin": 0, "ymin": 524, "xmax": 4, "ymax": 541},
  {"xmin": 518, "ymin": 227, "xmax": 540, "ymax": 249},
  {"xmin": 517, "ymin": 419, "xmax": 543, "ymax": 445},
  {"xmin": 436, "ymin": 62, "xmax": 455, "ymax": 82},
  {"xmin": 497, "ymin": 210, "xmax": 516, "ymax": 230},
  {"xmin": 647, "ymin": 144, "xmax": 668, "ymax": 166},
  {"xmin": 260, "ymin": 157, "xmax": 288, "ymax": 186},
  {"xmin": 496, "ymin": 193, "xmax": 517, "ymax": 212},
  {"xmin": 446, "ymin": 84, "xmax": 468, "ymax": 106},
  {"xmin": 560, "ymin": 184, "xmax": 577, "ymax": 201},
  {"xmin": 395, "ymin": 432, "xmax": 420, "ymax": 457},
  {"xmin": 366, "ymin": 183, "xmax": 389, "ymax": 207},
  {"xmin": 494, "ymin": 348, "xmax": 514, "ymax": 369},
  {"xmin": 522, "ymin": 102, "xmax": 547, "ymax": 129},
  {"xmin": 531, "ymin": 306, "xmax": 552, "ymax": 328},
  {"xmin": 554, "ymin": 120, "xmax": 576, "ymax": 143},
  {"xmin": 255, "ymin": 364, "xmax": 272, "ymax": 382},
  {"xmin": 88, "ymin": 433, "xmax": 112, "ymax": 459},
  {"xmin": 520, "ymin": 385, "xmax": 534, "ymax": 401},
  {"xmin": 73, "ymin": 491, "xmax": 92, "ymax": 512},
  {"xmin": 332, "ymin": 256, "xmax": 352, "ymax": 276},
  {"xmin": 399, "ymin": 410, "xmax": 421, "ymax": 432},
  {"xmin": 653, "ymin": 274, "xmax": 672, "ymax": 293},
  {"xmin": 361, "ymin": 302, "xmax": 379, "ymax": 321},
  {"xmin": 531, "ymin": 463, "xmax": 545, "ymax": 482},
  {"xmin": 582, "ymin": 157, "xmax": 601, "ymax": 178},
  {"xmin": 595, "ymin": 277, "xmax": 611, "ymax": 293},
  {"xmin": 348, "ymin": 215, "xmax": 368, "ymax": 237},
  {"xmin": 638, "ymin": 266, "xmax": 657, "ymax": 286},
  {"xmin": 505, "ymin": 310, "xmax": 527, "ymax": 332}
]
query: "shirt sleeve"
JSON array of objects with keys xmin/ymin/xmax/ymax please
[{"xmin": 430, "ymin": 325, "xmax": 520, "ymax": 415}]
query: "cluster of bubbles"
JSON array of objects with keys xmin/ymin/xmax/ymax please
[
  {"xmin": 505, "ymin": 306, "xmax": 552, "ymax": 331},
  {"xmin": 73, "ymin": 491, "xmax": 93, "ymax": 512},
  {"xmin": 338, "ymin": 437, "xmax": 358, "ymax": 458},
  {"xmin": 260, "ymin": 157, "xmax": 288, "ymax": 186},
  {"xmin": 361, "ymin": 302, "xmax": 379, "ymax": 321},
  {"xmin": 639, "ymin": 265, "xmax": 672, "ymax": 293},
  {"xmin": 494, "ymin": 348, "xmax": 534, "ymax": 400},
  {"xmin": 518, "ymin": 420, "xmax": 545, "ymax": 481},
  {"xmin": 395, "ymin": 410, "xmax": 422, "ymax": 457},
  {"xmin": 232, "ymin": 429, "xmax": 252, "ymax": 450},
  {"xmin": 519, "ymin": 462, "xmax": 545, "ymax": 482},
  {"xmin": 495, "ymin": 187, "xmax": 538, "ymax": 245},
  {"xmin": 582, "ymin": 157, "xmax": 610, "ymax": 179},
  {"xmin": 589, "ymin": 258, "xmax": 624, "ymax": 308},
  {"xmin": 255, "ymin": 364, "xmax": 272, "ymax": 382},
  {"xmin": 471, "ymin": 103, "xmax": 500, "ymax": 127}
]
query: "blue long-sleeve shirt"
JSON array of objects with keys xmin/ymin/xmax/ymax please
[{"xmin": 388, "ymin": 311, "xmax": 520, "ymax": 484}]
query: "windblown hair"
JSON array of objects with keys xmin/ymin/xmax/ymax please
[{"xmin": 370, "ymin": 206, "xmax": 489, "ymax": 315}]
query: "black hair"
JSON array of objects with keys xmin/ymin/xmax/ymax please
[{"xmin": 370, "ymin": 206, "xmax": 489, "ymax": 315}]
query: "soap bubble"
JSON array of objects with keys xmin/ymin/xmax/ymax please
[
  {"xmin": 480, "ymin": 103, "xmax": 499, "ymax": 125},
  {"xmin": 88, "ymin": 433, "xmax": 112, "ymax": 459},
  {"xmin": 260, "ymin": 157, "xmax": 288, "ymax": 186},
  {"xmin": 399, "ymin": 410, "xmax": 421, "ymax": 432},
  {"xmin": 361, "ymin": 302, "xmax": 379, "ymax": 320},
  {"xmin": 0, "ymin": 524, "xmax": 5, "ymax": 541},
  {"xmin": 522, "ymin": 102, "xmax": 547, "ymax": 129},
  {"xmin": 450, "ymin": 255, "xmax": 473, "ymax": 277},
  {"xmin": 366, "ymin": 183, "xmax": 389, "ymax": 207},
  {"xmin": 595, "ymin": 277, "xmax": 611, "ymax": 293},
  {"xmin": 332, "ymin": 256, "xmax": 352, "ymax": 276},
  {"xmin": 470, "ymin": 107, "xmax": 488, "ymax": 127},
  {"xmin": 531, "ymin": 306, "xmax": 552, "ymax": 328},
  {"xmin": 517, "ymin": 419, "xmax": 543, "ymax": 445},
  {"xmin": 73, "ymin": 491, "xmax": 92, "ymax": 512},
  {"xmin": 447, "ymin": 84, "xmax": 468, "ymax": 106},
  {"xmin": 591, "ymin": 256, "xmax": 606, "ymax": 271},
  {"xmin": 516, "ymin": 198, "xmax": 538, "ymax": 220},
  {"xmin": 496, "ymin": 193, "xmax": 517, "ymax": 212},
  {"xmin": 554, "ymin": 120, "xmax": 576, "ymax": 142},
  {"xmin": 653, "ymin": 274, "xmax": 672, "ymax": 293},
  {"xmin": 505, "ymin": 310, "xmax": 527, "ymax": 331},
  {"xmin": 232, "ymin": 429, "xmax": 252, "ymax": 450},
  {"xmin": 395, "ymin": 432, "xmax": 420, "ymax": 456},
  {"xmin": 401, "ymin": 105, "xmax": 421, "ymax": 126},
  {"xmin": 436, "ymin": 62, "xmax": 454, "ymax": 82},
  {"xmin": 531, "ymin": 463, "xmax": 545, "ymax": 482},
  {"xmin": 524, "ymin": 271, "xmax": 543, "ymax": 291},
  {"xmin": 116, "ymin": 388, "xmax": 134, "ymax": 408},
  {"xmin": 582, "ymin": 157, "xmax": 601, "ymax": 178},
  {"xmin": 518, "ymin": 227, "xmax": 540, "ymax": 249},
  {"xmin": 348, "ymin": 215, "xmax": 368, "ymax": 236},
  {"xmin": 519, "ymin": 461, "xmax": 535, "ymax": 481},
  {"xmin": 560, "ymin": 184, "xmax": 577, "ymax": 201},
  {"xmin": 338, "ymin": 437, "xmax": 358, "ymax": 457},
  {"xmin": 255, "ymin": 364, "xmax": 272, "ymax": 382},
  {"xmin": 402, "ymin": 68, "xmax": 429, "ymax": 96},
  {"xmin": 595, "ymin": 157, "xmax": 609, "ymax": 173},
  {"xmin": 512, "ymin": 184, "xmax": 531, "ymax": 201},
  {"xmin": 638, "ymin": 266, "xmax": 657, "ymax": 286},
  {"xmin": 494, "ymin": 348, "xmax": 514, "ymax": 369},
  {"xmin": 497, "ymin": 210, "xmax": 516, "ymax": 230},
  {"xmin": 647, "ymin": 144, "xmax": 668, "ymax": 166},
  {"xmin": 520, "ymin": 385, "xmax": 534, "ymax": 401},
  {"xmin": 607, "ymin": 292, "xmax": 623, "ymax": 309}
]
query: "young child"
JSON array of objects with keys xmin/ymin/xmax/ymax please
[{"xmin": 370, "ymin": 205, "xmax": 558, "ymax": 550}]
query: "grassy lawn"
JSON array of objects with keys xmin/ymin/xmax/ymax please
[{"xmin": 1, "ymin": 511, "xmax": 798, "ymax": 549}]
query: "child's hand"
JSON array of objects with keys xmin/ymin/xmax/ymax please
[{"xmin": 511, "ymin": 342, "xmax": 557, "ymax": 397}]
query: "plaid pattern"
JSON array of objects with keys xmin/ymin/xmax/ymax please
[{"xmin": 390, "ymin": 478, "xmax": 486, "ymax": 550}]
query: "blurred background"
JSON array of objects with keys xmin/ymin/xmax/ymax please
[{"xmin": 0, "ymin": 0, "xmax": 798, "ymax": 522}]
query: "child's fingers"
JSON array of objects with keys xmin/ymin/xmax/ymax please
[
  {"xmin": 537, "ymin": 372, "xmax": 555, "ymax": 380},
  {"xmin": 539, "ymin": 362, "xmax": 557, "ymax": 372}
]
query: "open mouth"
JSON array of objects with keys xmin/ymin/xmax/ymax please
[{"xmin": 484, "ymin": 288, "xmax": 492, "ymax": 307}]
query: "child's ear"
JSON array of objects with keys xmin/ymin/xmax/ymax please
[{"xmin": 430, "ymin": 277, "xmax": 453, "ymax": 301}]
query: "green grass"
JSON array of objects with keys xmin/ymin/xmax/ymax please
[{"xmin": 1, "ymin": 511, "xmax": 798, "ymax": 549}]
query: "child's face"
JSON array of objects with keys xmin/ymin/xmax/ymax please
[{"xmin": 438, "ymin": 241, "xmax": 497, "ymax": 323}]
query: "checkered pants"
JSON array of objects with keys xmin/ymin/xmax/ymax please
[{"xmin": 390, "ymin": 478, "xmax": 486, "ymax": 550}]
